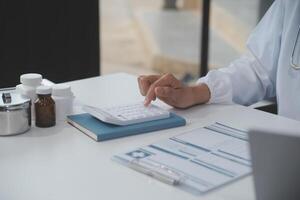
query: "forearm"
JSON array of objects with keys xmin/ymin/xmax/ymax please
[
  {"xmin": 197, "ymin": 52, "xmax": 275, "ymax": 106},
  {"xmin": 219, "ymin": 53, "xmax": 275, "ymax": 105}
]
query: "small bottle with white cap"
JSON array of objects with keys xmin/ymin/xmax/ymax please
[
  {"xmin": 35, "ymin": 86, "xmax": 56, "ymax": 128},
  {"xmin": 16, "ymin": 73, "xmax": 43, "ymax": 120},
  {"xmin": 51, "ymin": 84, "xmax": 74, "ymax": 121},
  {"xmin": 16, "ymin": 73, "xmax": 42, "ymax": 101}
]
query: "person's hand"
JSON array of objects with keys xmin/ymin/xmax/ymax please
[{"xmin": 137, "ymin": 74, "xmax": 211, "ymax": 108}]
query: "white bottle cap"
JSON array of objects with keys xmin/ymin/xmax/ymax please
[
  {"xmin": 52, "ymin": 84, "xmax": 73, "ymax": 97},
  {"xmin": 20, "ymin": 73, "xmax": 43, "ymax": 86},
  {"xmin": 36, "ymin": 86, "xmax": 52, "ymax": 95}
]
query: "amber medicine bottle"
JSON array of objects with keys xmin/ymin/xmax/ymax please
[{"xmin": 35, "ymin": 86, "xmax": 56, "ymax": 127}]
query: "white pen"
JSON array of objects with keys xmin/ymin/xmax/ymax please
[{"xmin": 129, "ymin": 159, "xmax": 181, "ymax": 185}]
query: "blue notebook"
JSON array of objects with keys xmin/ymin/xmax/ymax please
[{"xmin": 67, "ymin": 113, "xmax": 186, "ymax": 141}]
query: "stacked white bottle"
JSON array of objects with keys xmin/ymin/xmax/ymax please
[
  {"xmin": 16, "ymin": 73, "xmax": 43, "ymax": 120},
  {"xmin": 51, "ymin": 84, "xmax": 74, "ymax": 121}
]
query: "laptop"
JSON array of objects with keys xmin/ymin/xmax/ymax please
[{"xmin": 249, "ymin": 130, "xmax": 300, "ymax": 200}]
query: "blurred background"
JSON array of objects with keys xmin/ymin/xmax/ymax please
[
  {"xmin": 0, "ymin": 0, "xmax": 274, "ymax": 87},
  {"xmin": 101, "ymin": 0, "xmax": 274, "ymax": 82}
]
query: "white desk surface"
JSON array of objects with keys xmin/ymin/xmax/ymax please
[{"xmin": 1, "ymin": 73, "xmax": 300, "ymax": 200}]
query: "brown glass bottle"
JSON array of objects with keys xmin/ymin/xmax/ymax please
[{"xmin": 35, "ymin": 86, "xmax": 56, "ymax": 127}]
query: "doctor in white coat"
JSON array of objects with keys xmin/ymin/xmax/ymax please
[{"xmin": 138, "ymin": 0, "xmax": 300, "ymax": 121}]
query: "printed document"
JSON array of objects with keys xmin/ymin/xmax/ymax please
[{"xmin": 114, "ymin": 122, "xmax": 251, "ymax": 194}]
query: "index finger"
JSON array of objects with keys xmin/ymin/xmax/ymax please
[{"xmin": 144, "ymin": 74, "xmax": 181, "ymax": 106}]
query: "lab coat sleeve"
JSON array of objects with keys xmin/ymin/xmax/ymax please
[{"xmin": 197, "ymin": 0, "xmax": 284, "ymax": 106}]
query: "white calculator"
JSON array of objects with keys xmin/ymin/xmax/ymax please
[{"xmin": 83, "ymin": 103, "xmax": 170, "ymax": 126}]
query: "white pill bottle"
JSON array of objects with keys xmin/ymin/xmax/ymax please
[
  {"xmin": 16, "ymin": 73, "xmax": 43, "ymax": 120},
  {"xmin": 51, "ymin": 84, "xmax": 74, "ymax": 122}
]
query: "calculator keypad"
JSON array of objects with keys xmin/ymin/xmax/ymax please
[{"xmin": 103, "ymin": 103, "xmax": 169, "ymax": 121}]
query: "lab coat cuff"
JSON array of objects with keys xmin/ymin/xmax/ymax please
[
  {"xmin": 197, "ymin": 76, "xmax": 214, "ymax": 104},
  {"xmin": 197, "ymin": 71, "xmax": 234, "ymax": 104}
]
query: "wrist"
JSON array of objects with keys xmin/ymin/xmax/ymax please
[{"xmin": 191, "ymin": 84, "xmax": 211, "ymax": 105}]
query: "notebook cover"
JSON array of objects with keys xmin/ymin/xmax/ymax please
[{"xmin": 67, "ymin": 113, "xmax": 186, "ymax": 141}]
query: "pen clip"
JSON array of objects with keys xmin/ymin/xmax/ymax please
[{"xmin": 130, "ymin": 159, "xmax": 183, "ymax": 185}]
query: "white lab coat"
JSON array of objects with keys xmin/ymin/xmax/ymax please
[{"xmin": 198, "ymin": 0, "xmax": 300, "ymax": 121}]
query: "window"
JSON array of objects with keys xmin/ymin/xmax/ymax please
[{"xmin": 101, "ymin": 0, "xmax": 268, "ymax": 81}]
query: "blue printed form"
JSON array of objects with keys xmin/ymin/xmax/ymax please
[{"xmin": 113, "ymin": 123, "xmax": 252, "ymax": 194}]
